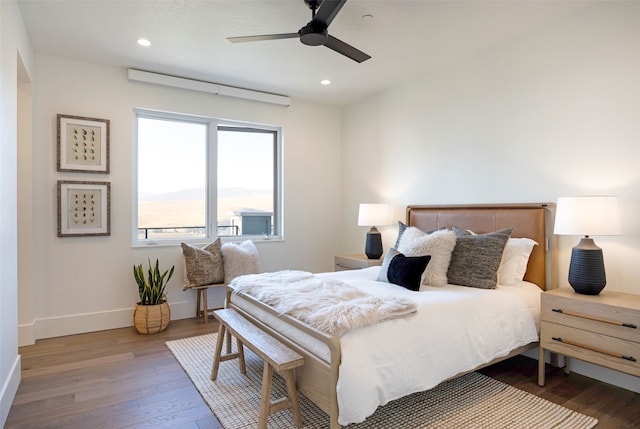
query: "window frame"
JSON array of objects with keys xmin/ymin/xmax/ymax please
[{"xmin": 132, "ymin": 108, "xmax": 283, "ymax": 247}]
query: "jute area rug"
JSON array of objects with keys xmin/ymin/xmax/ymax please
[{"xmin": 166, "ymin": 333, "xmax": 598, "ymax": 429}]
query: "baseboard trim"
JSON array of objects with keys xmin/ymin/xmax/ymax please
[
  {"xmin": 20, "ymin": 287, "xmax": 227, "ymax": 343},
  {"xmin": 18, "ymin": 322, "xmax": 35, "ymax": 347},
  {"xmin": 0, "ymin": 354, "xmax": 21, "ymax": 428}
]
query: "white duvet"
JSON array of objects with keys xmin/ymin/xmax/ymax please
[{"xmin": 232, "ymin": 266, "xmax": 542, "ymax": 425}]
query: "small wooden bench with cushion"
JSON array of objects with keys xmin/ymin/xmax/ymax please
[{"xmin": 211, "ymin": 308, "xmax": 304, "ymax": 429}]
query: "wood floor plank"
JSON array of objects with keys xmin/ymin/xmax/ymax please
[
  {"xmin": 6, "ymin": 317, "xmax": 639, "ymax": 429},
  {"xmin": 21, "ymin": 352, "xmax": 135, "ymax": 379},
  {"xmin": 564, "ymin": 382, "xmax": 638, "ymax": 427}
]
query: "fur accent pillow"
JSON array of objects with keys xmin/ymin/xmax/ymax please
[
  {"xmin": 181, "ymin": 239, "xmax": 224, "ymax": 286},
  {"xmin": 222, "ymin": 240, "xmax": 260, "ymax": 284},
  {"xmin": 397, "ymin": 227, "xmax": 457, "ymax": 287},
  {"xmin": 448, "ymin": 227, "xmax": 512, "ymax": 289}
]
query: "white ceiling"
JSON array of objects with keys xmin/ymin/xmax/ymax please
[{"xmin": 18, "ymin": 0, "xmax": 596, "ymax": 106}]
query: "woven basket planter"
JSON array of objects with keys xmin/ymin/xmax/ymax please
[{"xmin": 133, "ymin": 300, "xmax": 170, "ymax": 334}]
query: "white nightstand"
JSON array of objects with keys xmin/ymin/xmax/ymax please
[
  {"xmin": 538, "ymin": 287, "xmax": 640, "ymax": 386},
  {"xmin": 334, "ymin": 254, "xmax": 382, "ymax": 271}
]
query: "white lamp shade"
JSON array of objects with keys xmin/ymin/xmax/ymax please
[
  {"xmin": 554, "ymin": 196, "xmax": 622, "ymax": 236},
  {"xmin": 358, "ymin": 203, "xmax": 391, "ymax": 227}
]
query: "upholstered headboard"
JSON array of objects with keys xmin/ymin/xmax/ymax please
[{"xmin": 406, "ymin": 204, "xmax": 556, "ymax": 290}]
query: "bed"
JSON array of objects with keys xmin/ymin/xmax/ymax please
[{"xmin": 226, "ymin": 204, "xmax": 557, "ymax": 428}]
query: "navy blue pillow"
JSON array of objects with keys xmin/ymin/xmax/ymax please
[{"xmin": 387, "ymin": 253, "xmax": 431, "ymax": 291}]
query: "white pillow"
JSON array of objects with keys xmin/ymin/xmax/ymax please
[
  {"xmin": 221, "ymin": 240, "xmax": 261, "ymax": 284},
  {"xmin": 497, "ymin": 238, "xmax": 538, "ymax": 286},
  {"xmin": 397, "ymin": 227, "xmax": 456, "ymax": 288}
]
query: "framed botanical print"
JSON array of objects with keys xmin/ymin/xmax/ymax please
[
  {"xmin": 57, "ymin": 114, "xmax": 110, "ymax": 173},
  {"xmin": 57, "ymin": 181, "xmax": 111, "ymax": 237}
]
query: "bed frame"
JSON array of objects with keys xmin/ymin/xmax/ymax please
[{"xmin": 227, "ymin": 203, "xmax": 557, "ymax": 428}]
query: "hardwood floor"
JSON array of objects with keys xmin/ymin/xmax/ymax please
[
  {"xmin": 479, "ymin": 357, "xmax": 640, "ymax": 428},
  {"xmin": 5, "ymin": 317, "xmax": 639, "ymax": 429}
]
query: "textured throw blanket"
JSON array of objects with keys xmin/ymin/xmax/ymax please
[{"xmin": 230, "ymin": 270, "xmax": 417, "ymax": 336}]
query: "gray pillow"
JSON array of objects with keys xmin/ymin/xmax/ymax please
[
  {"xmin": 181, "ymin": 239, "xmax": 224, "ymax": 286},
  {"xmin": 393, "ymin": 221, "xmax": 408, "ymax": 249},
  {"xmin": 447, "ymin": 227, "xmax": 512, "ymax": 289}
]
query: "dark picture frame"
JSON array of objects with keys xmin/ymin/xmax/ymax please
[
  {"xmin": 57, "ymin": 114, "xmax": 110, "ymax": 173},
  {"xmin": 57, "ymin": 180, "xmax": 111, "ymax": 237}
]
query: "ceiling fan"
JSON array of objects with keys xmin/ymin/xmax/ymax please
[{"xmin": 227, "ymin": 0, "xmax": 371, "ymax": 63}]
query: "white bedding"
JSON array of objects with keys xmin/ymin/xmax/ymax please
[{"xmin": 230, "ymin": 266, "xmax": 542, "ymax": 425}]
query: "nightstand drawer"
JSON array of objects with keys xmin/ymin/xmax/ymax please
[
  {"xmin": 541, "ymin": 292, "xmax": 639, "ymax": 342},
  {"xmin": 540, "ymin": 321, "xmax": 640, "ymax": 377}
]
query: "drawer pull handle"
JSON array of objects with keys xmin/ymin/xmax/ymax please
[
  {"xmin": 551, "ymin": 337, "xmax": 637, "ymax": 362},
  {"xmin": 552, "ymin": 308, "xmax": 637, "ymax": 329}
]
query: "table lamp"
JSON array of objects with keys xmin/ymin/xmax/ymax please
[
  {"xmin": 358, "ymin": 203, "xmax": 391, "ymax": 259},
  {"xmin": 554, "ymin": 196, "xmax": 621, "ymax": 295}
]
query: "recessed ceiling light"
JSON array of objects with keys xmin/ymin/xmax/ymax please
[
  {"xmin": 137, "ymin": 38, "xmax": 151, "ymax": 47},
  {"xmin": 320, "ymin": 79, "xmax": 331, "ymax": 85},
  {"xmin": 362, "ymin": 14, "xmax": 374, "ymax": 20}
]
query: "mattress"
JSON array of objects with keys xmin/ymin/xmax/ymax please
[{"xmin": 229, "ymin": 266, "xmax": 542, "ymax": 425}]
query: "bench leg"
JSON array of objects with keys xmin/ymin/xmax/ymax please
[
  {"xmin": 258, "ymin": 362, "xmax": 273, "ymax": 429},
  {"xmin": 202, "ymin": 289, "xmax": 208, "ymax": 325},
  {"xmin": 257, "ymin": 363, "xmax": 303, "ymax": 429},
  {"xmin": 226, "ymin": 331, "xmax": 232, "ymax": 354},
  {"xmin": 211, "ymin": 325, "xmax": 246, "ymax": 380},
  {"xmin": 237, "ymin": 340, "xmax": 246, "ymax": 374},
  {"xmin": 196, "ymin": 289, "xmax": 202, "ymax": 319},
  {"xmin": 284, "ymin": 369, "xmax": 302, "ymax": 428},
  {"xmin": 210, "ymin": 323, "xmax": 226, "ymax": 381}
]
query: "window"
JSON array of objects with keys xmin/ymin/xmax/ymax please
[{"xmin": 134, "ymin": 109, "xmax": 282, "ymax": 245}]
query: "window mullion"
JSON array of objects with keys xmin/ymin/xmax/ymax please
[{"xmin": 208, "ymin": 121, "xmax": 218, "ymax": 239}]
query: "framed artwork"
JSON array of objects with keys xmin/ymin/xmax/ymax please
[
  {"xmin": 57, "ymin": 181, "xmax": 111, "ymax": 237},
  {"xmin": 57, "ymin": 114, "xmax": 110, "ymax": 173}
]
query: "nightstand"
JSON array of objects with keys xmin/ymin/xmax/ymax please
[
  {"xmin": 334, "ymin": 254, "xmax": 382, "ymax": 271},
  {"xmin": 538, "ymin": 287, "xmax": 640, "ymax": 386}
]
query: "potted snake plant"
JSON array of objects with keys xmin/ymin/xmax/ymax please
[{"xmin": 133, "ymin": 258, "xmax": 175, "ymax": 334}]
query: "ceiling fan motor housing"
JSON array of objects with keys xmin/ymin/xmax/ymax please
[{"xmin": 299, "ymin": 23, "xmax": 328, "ymax": 46}]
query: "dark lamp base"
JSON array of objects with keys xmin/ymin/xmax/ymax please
[
  {"xmin": 364, "ymin": 227, "xmax": 383, "ymax": 260},
  {"xmin": 568, "ymin": 238, "xmax": 606, "ymax": 295}
]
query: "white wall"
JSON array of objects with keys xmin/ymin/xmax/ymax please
[
  {"xmin": 20, "ymin": 55, "xmax": 343, "ymax": 344},
  {"xmin": 342, "ymin": 2, "xmax": 640, "ymax": 392},
  {"xmin": 1, "ymin": 1, "xmax": 33, "ymax": 425}
]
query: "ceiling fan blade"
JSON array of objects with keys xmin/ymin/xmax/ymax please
[
  {"xmin": 325, "ymin": 35, "xmax": 371, "ymax": 63},
  {"xmin": 227, "ymin": 33, "xmax": 298, "ymax": 43},
  {"xmin": 313, "ymin": 0, "xmax": 346, "ymax": 28}
]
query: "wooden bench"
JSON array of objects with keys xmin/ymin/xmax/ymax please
[{"xmin": 211, "ymin": 308, "xmax": 304, "ymax": 429}]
